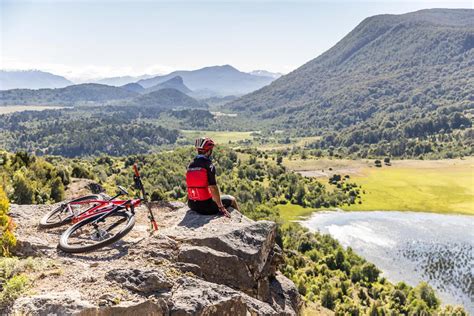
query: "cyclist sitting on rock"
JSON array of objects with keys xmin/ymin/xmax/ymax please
[{"xmin": 186, "ymin": 137, "xmax": 239, "ymax": 217}]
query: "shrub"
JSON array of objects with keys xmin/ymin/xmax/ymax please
[
  {"xmin": 361, "ymin": 262, "xmax": 380, "ymax": 282},
  {"xmin": 50, "ymin": 177, "xmax": 65, "ymax": 202},
  {"xmin": 0, "ymin": 187, "xmax": 16, "ymax": 256},
  {"xmin": 150, "ymin": 189, "xmax": 166, "ymax": 201},
  {"xmin": 71, "ymin": 164, "xmax": 94, "ymax": 179},
  {"xmin": 12, "ymin": 172, "xmax": 35, "ymax": 204},
  {"xmin": 0, "ymin": 274, "xmax": 29, "ymax": 304}
]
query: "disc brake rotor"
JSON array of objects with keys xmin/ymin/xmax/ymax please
[{"xmin": 91, "ymin": 228, "xmax": 109, "ymax": 241}]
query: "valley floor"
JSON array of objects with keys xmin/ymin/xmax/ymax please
[{"xmin": 284, "ymin": 157, "xmax": 474, "ymax": 215}]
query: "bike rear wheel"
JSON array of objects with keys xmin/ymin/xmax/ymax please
[
  {"xmin": 58, "ymin": 211, "xmax": 135, "ymax": 253},
  {"xmin": 39, "ymin": 194, "xmax": 105, "ymax": 229}
]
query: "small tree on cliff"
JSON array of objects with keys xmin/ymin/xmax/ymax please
[
  {"xmin": 50, "ymin": 177, "xmax": 65, "ymax": 202},
  {"xmin": 0, "ymin": 186, "xmax": 16, "ymax": 256},
  {"xmin": 12, "ymin": 172, "xmax": 35, "ymax": 204}
]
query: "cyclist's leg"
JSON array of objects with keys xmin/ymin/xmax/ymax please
[
  {"xmin": 188, "ymin": 198, "xmax": 219, "ymax": 215},
  {"xmin": 221, "ymin": 195, "xmax": 240, "ymax": 211}
]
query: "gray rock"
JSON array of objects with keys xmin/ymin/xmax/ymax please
[
  {"xmin": 183, "ymin": 220, "xmax": 277, "ymax": 280},
  {"xmin": 11, "ymin": 291, "xmax": 94, "ymax": 316},
  {"xmin": 170, "ymin": 277, "xmax": 278, "ymax": 316},
  {"xmin": 177, "ymin": 245, "xmax": 255, "ymax": 291},
  {"xmin": 138, "ymin": 234, "xmax": 179, "ymax": 261},
  {"xmin": 80, "ymin": 300, "xmax": 168, "ymax": 316},
  {"xmin": 172, "ymin": 262, "xmax": 203, "ymax": 277},
  {"xmin": 105, "ymin": 268, "xmax": 173, "ymax": 294},
  {"xmin": 268, "ymin": 272, "xmax": 302, "ymax": 315}
]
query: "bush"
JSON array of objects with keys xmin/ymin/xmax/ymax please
[
  {"xmin": 50, "ymin": 177, "xmax": 65, "ymax": 202},
  {"xmin": 12, "ymin": 172, "xmax": 35, "ymax": 204},
  {"xmin": 0, "ymin": 274, "xmax": 29, "ymax": 304},
  {"xmin": 150, "ymin": 189, "xmax": 166, "ymax": 201},
  {"xmin": 0, "ymin": 187, "xmax": 16, "ymax": 256},
  {"xmin": 71, "ymin": 164, "xmax": 94, "ymax": 179},
  {"xmin": 361, "ymin": 262, "xmax": 379, "ymax": 282}
]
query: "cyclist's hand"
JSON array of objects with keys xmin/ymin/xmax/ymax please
[{"xmin": 219, "ymin": 205, "xmax": 231, "ymax": 218}]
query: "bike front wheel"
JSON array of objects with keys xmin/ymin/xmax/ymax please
[{"xmin": 58, "ymin": 211, "xmax": 135, "ymax": 253}]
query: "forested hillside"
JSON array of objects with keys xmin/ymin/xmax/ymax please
[
  {"xmin": 0, "ymin": 107, "xmax": 180, "ymax": 156},
  {"xmin": 227, "ymin": 9, "xmax": 474, "ymax": 156},
  {"xmin": 0, "ymin": 83, "xmax": 137, "ymax": 106}
]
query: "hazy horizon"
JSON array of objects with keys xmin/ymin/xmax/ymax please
[{"xmin": 1, "ymin": 0, "xmax": 472, "ymax": 82}]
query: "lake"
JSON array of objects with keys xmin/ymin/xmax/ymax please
[{"xmin": 301, "ymin": 211, "xmax": 474, "ymax": 313}]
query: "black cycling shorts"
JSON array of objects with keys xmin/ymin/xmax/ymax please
[{"xmin": 188, "ymin": 195, "xmax": 235, "ymax": 215}]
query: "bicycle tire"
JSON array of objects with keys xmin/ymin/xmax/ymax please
[
  {"xmin": 39, "ymin": 194, "xmax": 105, "ymax": 229},
  {"xmin": 58, "ymin": 211, "xmax": 135, "ymax": 253}
]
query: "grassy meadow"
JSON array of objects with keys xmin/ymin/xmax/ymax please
[
  {"xmin": 284, "ymin": 157, "xmax": 474, "ymax": 216},
  {"xmin": 181, "ymin": 130, "xmax": 255, "ymax": 144},
  {"xmin": 0, "ymin": 105, "xmax": 65, "ymax": 114}
]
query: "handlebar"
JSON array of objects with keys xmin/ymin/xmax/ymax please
[{"xmin": 118, "ymin": 185, "xmax": 129, "ymax": 196}]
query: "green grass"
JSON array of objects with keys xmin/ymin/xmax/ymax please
[
  {"xmin": 0, "ymin": 105, "xmax": 65, "ymax": 114},
  {"xmin": 277, "ymin": 203, "xmax": 317, "ymax": 223},
  {"xmin": 345, "ymin": 164, "xmax": 474, "ymax": 215},
  {"xmin": 284, "ymin": 158, "xmax": 474, "ymax": 216},
  {"xmin": 181, "ymin": 130, "xmax": 255, "ymax": 144}
]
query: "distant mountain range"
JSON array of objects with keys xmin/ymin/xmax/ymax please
[
  {"xmin": 1, "ymin": 65, "xmax": 279, "ymax": 98},
  {"xmin": 126, "ymin": 88, "xmax": 206, "ymax": 109},
  {"xmin": 95, "ymin": 74, "xmax": 155, "ymax": 86},
  {"xmin": 138, "ymin": 65, "xmax": 275, "ymax": 96},
  {"xmin": 227, "ymin": 9, "xmax": 473, "ymax": 145},
  {"xmin": 0, "ymin": 70, "xmax": 73, "ymax": 90}
]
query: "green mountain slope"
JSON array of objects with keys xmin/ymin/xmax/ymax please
[{"xmin": 227, "ymin": 9, "xmax": 473, "ymax": 151}]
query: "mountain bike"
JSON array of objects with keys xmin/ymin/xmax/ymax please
[{"xmin": 58, "ymin": 164, "xmax": 158, "ymax": 253}]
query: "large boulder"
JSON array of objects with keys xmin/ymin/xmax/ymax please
[
  {"xmin": 169, "ymin": 277, "xmax": 278, "ymax": 316},
  {"xmin": 7, "ymin": 203, "xmax": 301, "ymax": 316}
]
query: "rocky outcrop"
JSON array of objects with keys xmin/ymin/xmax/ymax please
[{"xmin": 6, "ymin": 202, "xmax": 302, "ymax": 315}]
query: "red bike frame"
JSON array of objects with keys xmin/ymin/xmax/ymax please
[{"xmin": 68, "ymin": 198, "xmax": 142, "ymax": 224}]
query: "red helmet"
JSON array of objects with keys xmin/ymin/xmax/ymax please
[{"xmin": 195, "ymin": 137, "xmax": 215, "ymax": 153}]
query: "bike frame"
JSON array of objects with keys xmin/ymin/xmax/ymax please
[{"xmin": 67, "ymin": 198, "xmax": 142, "ymax": 224}]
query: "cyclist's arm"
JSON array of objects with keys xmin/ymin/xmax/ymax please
[
  {"xmin": 207, "ymin": 163, "xmax": 222, "ymax": 206},
  {"xmin": 209, "ymin": 185, "xmax": 224, "ymax": 207}
]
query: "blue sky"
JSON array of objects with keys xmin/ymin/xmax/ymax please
[{"xmin": 1, "ymin": 0, "xmax": 472, "ymax": 81}]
